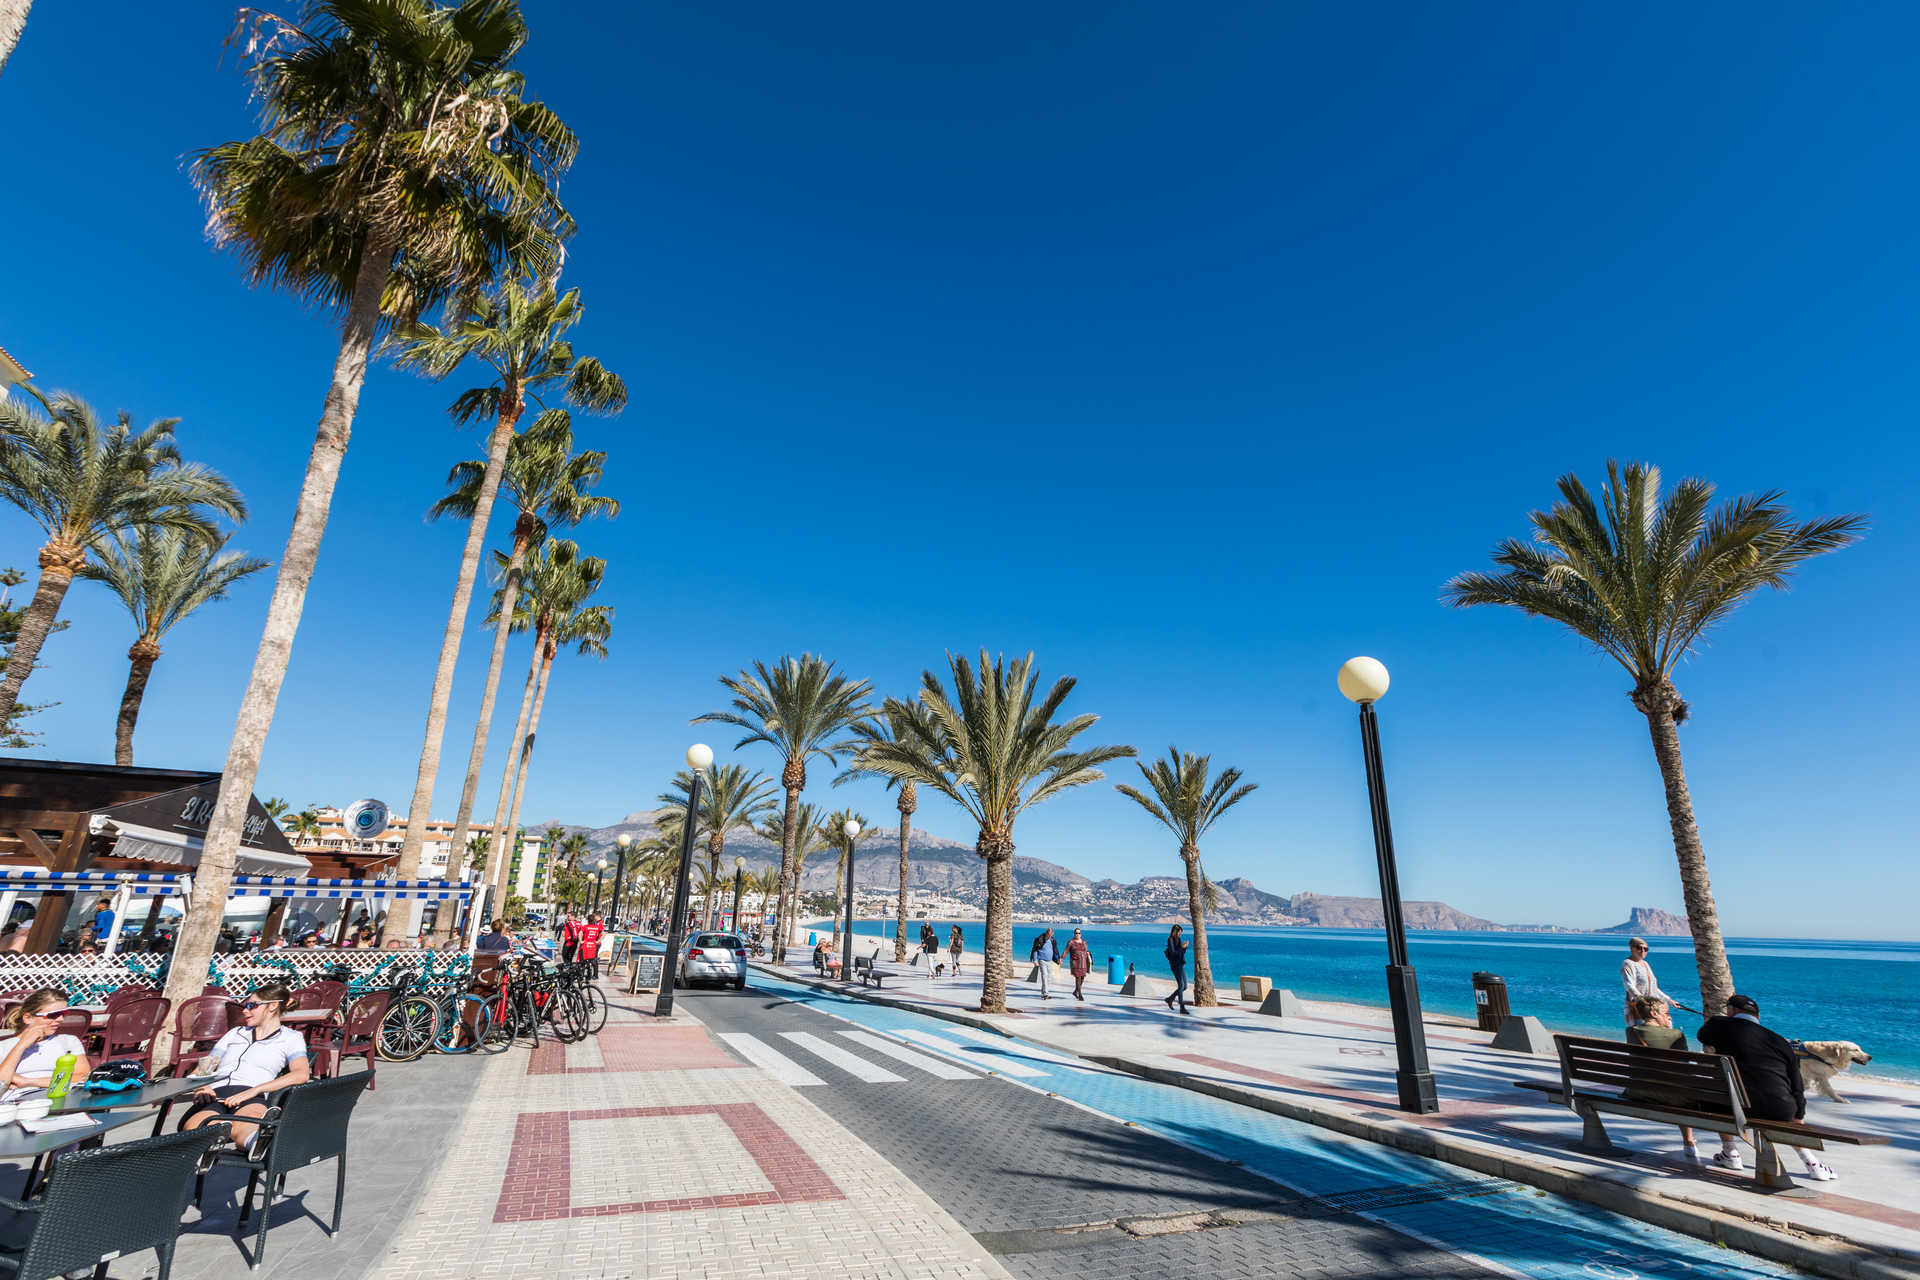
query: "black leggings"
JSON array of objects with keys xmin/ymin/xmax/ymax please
[
  {"xmin": 1169, "ymin": 965, "xmax": 1188, "ymax": 1012},
  {"xmin": 178, "ymin": 1084, "xmax": 259, "ymax": 1131}
]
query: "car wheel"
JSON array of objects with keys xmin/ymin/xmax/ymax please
[{"xmin": 734, "ymin": 977, "xmax": 746, "ymax": 991}]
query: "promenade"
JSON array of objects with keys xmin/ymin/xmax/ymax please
[{"xmin": 768, "ymin": 943, "xmax": 1920, "ymax": 1280}]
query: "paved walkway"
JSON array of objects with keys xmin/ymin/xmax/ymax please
[{"xmin": 779, "ymin": 943, "xmax": 1920, "ymax": 1279}]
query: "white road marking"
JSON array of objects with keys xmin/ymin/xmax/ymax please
[
  {"xmin": 718, "ymin": 1032, "xmax": 824, "ymax": 1086},
  {"xmin": 839, "ymin": 1030, "xmax": 980, "ymax": 1080},
  {"xmin": 943, "ymin": 1025, "xmax": 1085, "ymax": 1067},
  {"xmin": 779, "ymin": 1031, "xmax": 906, "ymax": 1083},
  {"xmin": 896, "ymin": 1028, "xmax": 1049, "ymax": 1077}
]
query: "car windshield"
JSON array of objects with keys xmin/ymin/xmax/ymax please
[{"xmin": 692, "ymin": 934, "xmax": 739, "ymax": 949}]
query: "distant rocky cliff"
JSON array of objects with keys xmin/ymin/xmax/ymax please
[{"xmin": 1598, "ymin": 906, "xmax": 1690, "ymax": 936}]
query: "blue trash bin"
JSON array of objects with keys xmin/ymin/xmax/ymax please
[
  {"xmin": 808, "ymin": 931, "xmax": 818, "ymax": 947},
  {"xmin": 1107, "ymin": 955, "xmax": 1126, "ymax": 985}
]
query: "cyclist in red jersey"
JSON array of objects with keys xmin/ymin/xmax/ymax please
[
  {"xmin": 560, "ymin": 912, "xmax": 582, "ymax": 964},
  {"xmin": 578, "ymin": 914, "xmax": 606, "ymax": 979}
]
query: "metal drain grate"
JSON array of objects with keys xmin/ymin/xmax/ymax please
[{"xmin": 1308, "ymin": 1178, "xmax": 1514, "ymax": 1214}]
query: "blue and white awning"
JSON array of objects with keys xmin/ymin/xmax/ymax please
[
  {"xmin": 0, "ymin": 869, "xmax": 187, "ymax": 896},
  {"xmin": 227, "ymin": 876, "xmax": 475, "ymax": 902}
]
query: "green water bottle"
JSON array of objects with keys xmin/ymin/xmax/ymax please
[{"xmin": 46, "ymin": 1052, "xmax": 76, "ymax": 1099}]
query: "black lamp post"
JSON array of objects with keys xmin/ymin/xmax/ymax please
[
  {"xmin": 840, "ymin": 819, "xmax": 861, "ymax": 980},
  {"xmin": 609, "ymin": 839, "xmax": 629, "ymax": 926},
  {"xmin": 655, "ymin": 743, "xmax": 712, "ymax": 1017},
  {"xmin": 730, "ymin": 856, "xmax": 746, "ymax": 933},
  {"xmin": 1339, "ymin": 657, "xmax": 1439, "ymax": 1114}
]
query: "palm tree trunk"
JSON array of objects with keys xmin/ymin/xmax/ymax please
[
  {"xmin": 157, "ymin": 226, "xmax": 395, "ymax": 1058},
  {"xmin": 497, "ymin": 641, "xmax": 555, "ymax": 903},
  {"xmin": 829, "ymin": 842, "xmax": 845, "ymax": 956},
  {"xmin": 894, "ymin": 796, "xmax": 912, "ymax": 963},
  {"xmin": 0, "ymin": 538, "xmax": 81, "ymax": 725},
  {"xmin": 1638, "ymin": 681, "xmax": 1735, "ymax": 1014},
  {"xmin": 771, "ymin": 762, "xmax": 801, "ymax": 963},
  {"xmin": 706, "ymin": 834, "xmax": 724, "ymax": 930},
  {"xmin": 1180, "ymin": 844, "xmax": 1217, "ymax": 1006},
  {"xmin": 979, "ymin": 830, "xmax": 1015, "ymax": 1013},
  {"xmin": 113, "ymin": 638, "xmax": 160, "ymax": 767},
  {"xmin": 483, "ymin": 621, "xmax": 545, "ymax": 898},
  {"xmin": 394, "ymin": 396, "xmax": 523, "ymax": 882},
  {"xmin": 0, "ymin": 0, "xmax": 33, "ymax": 77},
  {"xmin": 447, "ymin": 524, "xmax": 532, "ymax": 872}
]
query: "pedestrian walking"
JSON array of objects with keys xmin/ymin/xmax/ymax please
[
  {"xmin": 948, "ymin": 925, "xmax": 965, "ymax": 976},
  {"xmin": 1620, "ymin": 937, "xmax": 1674, "ymax": 1026},
  {"xmin": 1698, "ymin": 994, "xmax": 1835, "ymax": 1180},
  {"xmin": 920, "ymin": 923, "xmax": 939, "ymax": 985},
  {"xmin": 1030, "ymin": 928, "xmax": 1058, "ymax": 999},
  {"xmin": 1164, "ymin": 924, "xmax": 1189, "ymax": 1015},
  {"xmin": 1066, "ymin": 928, "xmax": 1092, "ymax": 1000}
]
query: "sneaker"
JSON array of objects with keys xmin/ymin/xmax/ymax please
[
  {"xmin": 1802, "ymin": 1160, "xmax": 1836, "ymax": 1181},
  {"xmin": 1681, "ymin": 1146, "xmax": 1702, "ymax": 1166},
  {"xmin": 1713, "ymin": 1149, "xmax": 1745, "ymax": 1172}
]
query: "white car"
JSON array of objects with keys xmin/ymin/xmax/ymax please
[{"xmin": 677, "ymin": 933, "xmax": 748, "ymax": 989}]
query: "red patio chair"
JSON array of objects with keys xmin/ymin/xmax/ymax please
[
  {"xmin": 96, "ymin": 996, "xmax": 170, "ymax": 1072},
  {"xmin": 293, "ymin": 980, "xmax": 347, "ymax": 1017},
  {"xmin": 308, "ymin": 992, "xmax": 387, "ymax": 1086},
  {"xmin": 51, "ymin": 1008, "xmax": 91, "ymax": 1041},
  {"xmin": 165, "ymin": 995, "xmax": 242, "ymax": 1078}
]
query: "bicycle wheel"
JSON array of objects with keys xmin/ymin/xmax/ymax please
[
  {"xmin": 378, "ymin": 995, "xmax": 440, "ymax": 1062},
  {"xmin": 545, "ymin": 991, "xmax": 585, "ymax": 1043},
  {"xmin": 579, "ymin": 983, "xmax": 609, "ymax": 1034},
  {"xmin": 434, "ymin": 995, "xmax": 492, "ymax": 1054}
]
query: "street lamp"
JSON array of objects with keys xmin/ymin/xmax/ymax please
[
  {"xmin": 656, "ymin": 743, "xmax": 713, "ymax": 1016},
  {"xmin": 1339, "ymin": 656, "xmax": 1438, "ymax": 1114},
  {"xmin": 611, "ymin": 834, "xmax": 631, "ymax": 926},
  {"xmin": 840, "ymin": 819, "xmax": 861, "ymax": 981},
  {"xmin": 591, "ymin": 856, "xmax": 609, "ymax": 915},
  {"xmin": 730, "ymin": 855, "xmax": 746, "ymax": 935}
]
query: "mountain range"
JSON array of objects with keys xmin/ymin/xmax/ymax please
[{"xmin": 531, "ymin": 809, "xmax": 1671, "ymax": 933}]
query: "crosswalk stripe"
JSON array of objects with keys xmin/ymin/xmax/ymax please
[
  {"xmin": 839, "ymin": 1030, "xmax": 980, "ymax": 1080},
  {"xmin": 896, "ymin": 1027, "xmax": 1050, "ymax": 1077},
  {"xmin": 943, "ymin": 1025, "xmax": 1083, "ymax": 1067},
  {"xmin": 718, "ymin": 1032, "xmax": 824, "ymax": 1086},
  {"xmin": 780, "ymin": 1032, "xmax": 906, "ymax": 1083}
]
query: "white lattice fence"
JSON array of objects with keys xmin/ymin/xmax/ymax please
[{"xmin": 0, "ymin": 949, "xmax": 457, "ymax": 1004}]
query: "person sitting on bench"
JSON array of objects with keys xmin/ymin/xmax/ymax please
[
  {"xmin": 1627, "ymin": 996, "xmax": 1699, "ymax": 1164},
  {"xmin": 1698, "ymin": 993, "xmax": 1834, "ymax": 1181}
]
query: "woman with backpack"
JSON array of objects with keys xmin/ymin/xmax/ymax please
[
  {"xmin": 1164, "ymin": 924, "xmax": 1189, "ymax": 1015},
  {"xmin": 948, "ymin": 925, "xmax": 965, "ymax": 976}
]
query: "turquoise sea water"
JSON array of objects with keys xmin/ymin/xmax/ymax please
[{"xmin": 833, "ymin": 920, "xmax": 1920, "ymax": 1082}]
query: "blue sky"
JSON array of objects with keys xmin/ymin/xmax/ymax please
[{"xmin": 2, "ymin": 4, "xmax": 1915, "ymax": 938}]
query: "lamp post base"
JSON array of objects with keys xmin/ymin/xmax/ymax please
[{"xmin": 1384, "ymin": 963, "xmax": 1440, "ymax": 1114}]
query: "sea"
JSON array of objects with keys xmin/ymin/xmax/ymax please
[{"xmin": 828, "ymin": 920, "xmax": 1920, "ymax": 1083}]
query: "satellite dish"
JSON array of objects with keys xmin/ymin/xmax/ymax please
[{"xmin": 343, "ymin": 798, "xmax": 390, "ymax": 840}]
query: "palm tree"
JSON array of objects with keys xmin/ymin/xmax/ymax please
[
  {"xmin": 1443, "ymin": 461, "xmax": 1864, "ymax": 1013},
  {"xmin": 841, "ymin": 701, "xmax": 941, "ymax": 961},
  {"xmin": 659, "ymin": 765, "xmax": 777, "ymax": 929},
  {"xmin": 262, "ymin": 797, "xmax": 291, "ymax": 822},
  {"xmin": 1116, "ymin": 748, "xmax": 1257, "ymax": 1008},
  {"xmin": 387, "ymin": 278, "xmax": 624, "ymax": 883},
  {"xmin": 852, "ymin": 651, "xmax": 1134, "ymax": 1013},
  {"xmin": 0, "ymin": 395, "xmax": 245, "ymax": 723},
  {"xmin": 284, "ymin": 810, "xmax": 323, "ymax": 845},
  {"xmin": 0, "ymin": 1, "xmax": 33, "ymax": 77},
  {"xmin": 821, "ymin": 808, "xmax": 872, "ymax": 956},
  {"xmin": 171, "ymin": 0, "xmax": 575, "ymax": 1035},
  {"xmin": 475, "ymin": 536, "xmax": 606, "ymax": 897},
  {"xmin": 435, "ymin": 410, "xmax": 617, "ymax": 873},
  {"xmin": 751, "ymin": 866, "xmax": 779, "ymax": 934},
  {"xmin": 696, "ymin": 656, "xmax": 872, "ymax": 962},
  {"xmin": 81, "ymin": 524, "xmax": 269, "ymax": 765},
  {"xmin": 759, "ymin": 802, "xmax": 830, "ymax": 944}
]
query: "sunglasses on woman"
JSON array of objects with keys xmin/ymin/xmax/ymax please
[
  {"xmin": 240, "ymin": 1000, "xmax": 281, "ymax": 1012},
  {"xmin": 29, "ymin": 1009, "xmax": 69, "ymax": 1019}
]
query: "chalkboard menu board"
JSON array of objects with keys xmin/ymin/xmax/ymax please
[{"xmin": 629, "ymin": 952, "xmax": 665, "ymax": 992}]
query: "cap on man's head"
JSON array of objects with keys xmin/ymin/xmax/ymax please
[
  {"xmin": 1727, "ymin": 993, "xmax": 1760, "ymax": 1016},
  {"xmin": 1628, "ymin": 937, "xmax": 1648, "ymax": 949}
]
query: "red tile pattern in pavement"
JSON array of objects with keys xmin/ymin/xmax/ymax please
[
  {"xmin": 527, "ymin": 1025, "xmax": 746, "ymax": 1075},
  {"xmin": 494, "ymin": 1102, "xmax": 844, "ymax": 1223}
]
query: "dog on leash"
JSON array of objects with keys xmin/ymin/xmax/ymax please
[
  {"xmin": 1796, "ymin": 1040, "xmax": 1873, "ymax": 1102},
  {"xmin": 933, "ymin": 963, "xmax": 947, "ymax": 977}
]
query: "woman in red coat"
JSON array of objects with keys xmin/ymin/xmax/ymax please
[{"xmin": 1066, "ymin": 928, "xmax": 1093, "ymax": 1001}]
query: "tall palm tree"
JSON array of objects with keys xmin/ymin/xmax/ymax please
[
  {"xmin": 821, "ymin": 808, "xmax": 872, "ymax": 956},
  {"xmin": 0, "ymin": 1, "xmax": 33, "ymax": 77},
  {"xmin": 853, "ymin": 651, "xmax": 1134, "ymax": 1013},
  {"xmin": 285, "ymin": 810, "xmax": 323, "ymax": 845},
  {"xmin": 262, "ymin": 797, "xmax": 291, "ymax": 822},
  {"xmin": 476, "ymin": 536, "xmax": 606, "ymax": 895},
  {"xmin": 752, "ymin": 866, "xmax": 779, "ymax": 934},
  {"xmin": 435, "ymin": 410, "xmax": 616, "ymax": 875},
  {"xmin": 759, "ymin": 802, "xmax": 830, "ymax": 945},
  {"xmin": 1443, "ymin": 461, "xmax": 1864, "ymax": 1013},
  {"xmin": 0, "ymin": 395, "xmax": 245, "ymax": 723},
  {"xmin": 841, "ymin": 700, "xmax": 941, "ymax": 960},
  {"xmin": 81, "ymin": 524, "xmax": 269, "ymax": 765},
  {"xmin": 659, "ymin": 765, "xmax": 777, "ymax": 929},
  {"xmin": 1116, "ymin": 748, "xmax": 1257, "ymax": 1008},
  {"xmin": 172, "ymin": 0, "xmax": 575, "ymax": 1031},
  {"xmin": 696, "ymin": 657, "xmax": 872, "ymax": 962},
  {"xmin": 387, "ymin": 278, "xmax": 625, "ymax": 883}
]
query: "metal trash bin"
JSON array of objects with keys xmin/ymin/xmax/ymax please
[
  {"xmin": 1472, "ymin": 971, "xmax": 1510, "ymax": 1032},
  {"xmin": 1107, "ymin": 955, "xmax": 1126, "ymax": 985}
]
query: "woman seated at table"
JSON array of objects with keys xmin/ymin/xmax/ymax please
[
  {"xmin": 180, "ymin": 982, "xmax": 310, "ymax": 1156},
  {"xmin": 0, "ymin": 989, "xmax": 90, "ymax": 1097}
]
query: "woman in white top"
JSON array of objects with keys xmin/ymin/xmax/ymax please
[
  {"xmin": 0, "ymin": 988, "xmax": 91, "ymax": 1095},
  {"xmin": 180, "ymin": 982, "xmax": 311, "ymax": 1152},
  {"xmin": 1621, "ymin": 937, "xmax": 1673, "ymax": 1026}
]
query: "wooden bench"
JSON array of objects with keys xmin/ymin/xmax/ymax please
[
  {"xmin": 1515, "ymin": 1034, "xmax": 1887, "ymax": 1192},
  {"xmin": 852, "ymin": 948, "xmax": 885, "ymax": 988}
]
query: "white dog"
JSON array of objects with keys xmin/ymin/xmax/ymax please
[{"xmin": 1796, "ymin": 1040, "xmax": 1872, "ymax": 1102}]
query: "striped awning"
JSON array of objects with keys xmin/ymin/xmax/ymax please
[
  {"xmin": 0, "ymin": 869, "xmax": 187, "ymax": 896},
  {"xmin": 226, "ymin": 876, "xmax": 474, "ymax": 901}
]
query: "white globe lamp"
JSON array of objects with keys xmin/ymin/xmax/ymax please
[{"xmin": 1337, "ymin": 656, "xmax": 1390, "ymax": 704}]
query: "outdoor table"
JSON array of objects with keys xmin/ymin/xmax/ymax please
[
  {"xmin": 42, "ymin": 1076, "xmax": 201, "ymax": 1117},
  {"xmin": 0, "ymin": 1107, "xmax": 152, "ymax": 1162}
]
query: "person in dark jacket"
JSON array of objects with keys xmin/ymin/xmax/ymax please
[
  {"xmin": 1697, "ymin": 994, "xmax": 1834, "ymax": 1180},
  {"xmin": 1163, "ymin": 924, "xmax": 1189, "ymax": 1015}
]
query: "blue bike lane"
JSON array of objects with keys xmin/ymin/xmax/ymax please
[{"xmin": 750, "ymin": 970, "xmax": 1793, "ymax": 1280}]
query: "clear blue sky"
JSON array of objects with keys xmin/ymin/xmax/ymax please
[{"xmin": 3, "ymin": 4, "xmax": 1915, "ymax": 938}]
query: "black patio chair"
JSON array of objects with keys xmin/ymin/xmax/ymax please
[
  {"xmin": 193, "ymin": 1070, "xmax": 372, "ymax": 1272},
  {"xmin": 0, "ymin": 1126, "xmax": 222, "ymax": 1280}
]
